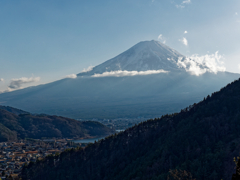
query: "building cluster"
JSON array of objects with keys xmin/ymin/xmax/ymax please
[
  {"xmin": 92, "ymin": 117, "xmax": 148, "ymax": 130},
  {"xmin": 0, "ymin": 139, "xmax": 78, "ymax": 180}
]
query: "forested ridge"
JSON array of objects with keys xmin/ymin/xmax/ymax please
[
  {"xmin": 22, "ymin": 77, "xmax": 240, "ymax": 180},
  {"xmin": 0, "ymin": 108, "xmax": 114, "ymax": 142},
  {"xmin": 0, "ymin": 105, "xmax": 28, "ymax": 115}
]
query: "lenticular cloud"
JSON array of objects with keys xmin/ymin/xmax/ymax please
[
  {"xmin": 92, "ymin": 70, "xmax": 168, "ymax": 77},
  {"xmin": 177, "ymin": 52, "xmax": 226, "ymax": 76},
  {"xmin": 66, "ymin": 74, "xmax": 77, "ymax": 79}
]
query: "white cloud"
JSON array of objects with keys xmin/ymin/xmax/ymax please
[
  {"xmin": 82, "ymin": 66, "xmax": 94, "ymax": 73},
  {"xmin": 0, "ymin": 78, "xmax": 4, "ymax": 82},
  {"xmin": 182, "ymin": 0, "xmax": 191, "ymax": 4},
  {"xmin": 235, "ymin": 12, "xmax": 238, "ymax": 15},
  {"xmin": 238, "ymin": 64, "xmax": 240, "ymax": 71},
  {"xmin": 0, "ymin": 88, "xmax": 13, "ymax": 93},
  {"xmin": 158, "ymin": 34, "xmax": 163, "ymax": 40},
  {"xmin": 177, "ymin": 52, "xmax": 226, "ymax": 76},
  {"xmin": 176, "ymin": 5, "xmax": 185, "ymax": 8},
  {"xmin": 9, "ymin": 77, "xmax": 40, "ymax": 89},
  {"xmin": 92, "ymin": 70, "xmax": 168, "ymax": 78},
  {"xmin": 179, "ymin": 37, "xmax": 188, "ymax": 46},
  {"xmin": 157, "ymin": 34, "xmax": 166, "ymax": 44},
  {"xmin": 175, "ymin": 0, "xmax": 191, "ymax": 8},
  {"xmin": 66, "ymin": 74, "xmax": 77, "ymax": 79},
  {"xmin": 184, "ymin": 31, "xmax": 188, "ymax": 34}
]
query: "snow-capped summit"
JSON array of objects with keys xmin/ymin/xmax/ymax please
[{"xmin": 78, "ymin": 40, "xmax": 185, "ymax": 76}]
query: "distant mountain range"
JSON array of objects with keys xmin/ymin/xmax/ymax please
[
  {"xmin": 0, "ymin": 106, "xmax": 114, "ymax": 142},
  {"xmin": 0, "ymin": 40, "xmax": 239, "ymax": 119},
  {"xmin": 21, "ymin": 76, "xmax": 240, "ymax": 180}
]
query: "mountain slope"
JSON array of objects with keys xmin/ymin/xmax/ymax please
[
  {"xmin": 0, "ymin": 71, "xmax": 238, "ymax": 120},
  {"xmin": 0, "ymin": 108, "xmax": 114, "ymax": 142},
  {"xmin": 21, "ymin": 77, "xmax": 240, "ymax": 180},
  {"xmin": 0, "ymin": 40, "xmax": 239, "ymax": 119},
  {"xmin": 78, "ymin": 40, "xmax": 184, "ymax": 76}
]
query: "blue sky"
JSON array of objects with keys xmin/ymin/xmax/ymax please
[{"xmin": 1, "ymin": 0, "xmax": 240, "ymax": 92}]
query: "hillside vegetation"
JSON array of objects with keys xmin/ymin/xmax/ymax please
[
  {"xmin": 21, "ymin": 78, "xmax": 240, "ymax": 180},
  {"xmin": 0, "ymin": 105, "xmax": 28, "ymax": 115},
  {"xmin": 232, "ymin": 158, "xmax": 240, "ymax": 180},
  {"xmin": 0, "ymin": 108, "xmax": 114, "ymax": 142}
]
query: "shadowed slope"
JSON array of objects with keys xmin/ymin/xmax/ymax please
[{"xmin": 22, "ymin": 77, "xmax": 240, "ymax": 180}]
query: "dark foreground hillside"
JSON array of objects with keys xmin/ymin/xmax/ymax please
[
  {"xmin": 232, "ymin": 158, "xmax": 240, "ymax": 180},
  {"xmin": 0, "ymin": 105, "xmax": 28, "ymax": 115},
  {"xmin": 0, "ymin": 108, "xmax": 114, "ymax": 142},
  {"xmin": 22, "ymin": 78, "xmax": 240, "ymax": 180}
]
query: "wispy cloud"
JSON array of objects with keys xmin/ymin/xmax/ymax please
[
  {"xmin": 9, "ymin": 77, "xmax": 40, "ymax": 89},
  {"xmin": 234, "ymin": 12, "xmax": 240, "ymax": 22},
  {"xmin": 177, "ymin": 52, "xmax": 226, "ymax": 76},
  {"xmin": 158, "ymin": 34, "xmax": 163, "ymax": 40},
  {"xmin": 65, "ymin": 74, "xmax": 77, "ymax": 79},
  {"xmin": 175, "ymin": 0, "xmax": 191, "ymax": 8},
  {"xmin": 176, "ymin": 4, "xmax": 185, "ymax": 8},
  {"xmin": 179, "ymin": 37, "xmax": 188, "ymax": 46},
  {"xmin": 0, "ymin": 88, "xmax": 12, "ymax": 93},
  {"xmin": 184, "ymin": 31, "xmax": 188, "ymax": 34},
  {"xmin": 82, "ymin": 66, "xmax": 94, "ymax": 73},
  {"xmin": 92, "ymin": 70, "xmax": 168, "ymax": 78},
  {"xmin": 0, "ymin": 78, "xmax": 4, "ymax": 82},
  {"xmin": 182, "ymin": 0, "xmax": 191, "ymax": 4},
  {"xmin": 157, "ymin": 34, "xmax": 166, "ymax": 44}
]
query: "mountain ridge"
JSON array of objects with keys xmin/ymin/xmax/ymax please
[
  {"xmin": 0, "ymin": 105, "xmax": 29, "ymax": 115},
  {"xmin": 0, "ymin": 107, "xmax": 114, "ymax": 142}
]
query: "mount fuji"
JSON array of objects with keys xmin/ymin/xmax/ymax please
[
  {"xmin": 0, "ymin": 40, "xmax": 239, "ymax": 119},
  {"xmin": 79, "ymin": 40, "xmax": 184, "ymax": 76}
]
